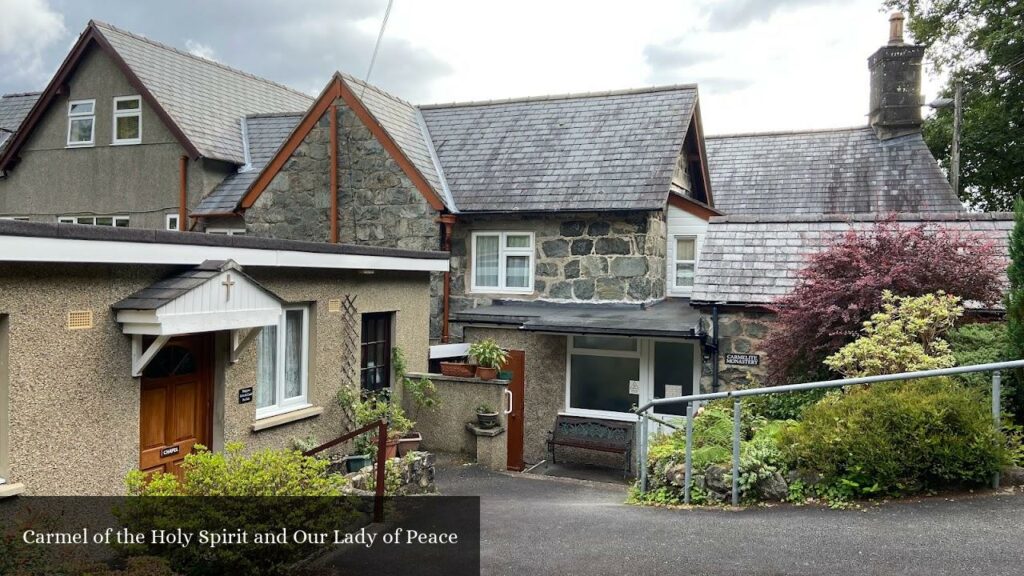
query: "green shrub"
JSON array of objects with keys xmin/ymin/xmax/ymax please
[
  {"xmin": 126, "ymin": 443, "xmax": 347, "ymax": 496},
  {"xmin": 947, "ymin": 322, "xmax": 1024, "ymax": 422},
  {"xmin": 779, "ymin": 378, "xmax": 1009, "ymax": 499},
  {"xmin": 824, "ymin": 291, "xmax": 962, "ymax": 378},
  {"xmin": 744, "ymin": 388, "xmax": 828, "ymax": 421}
]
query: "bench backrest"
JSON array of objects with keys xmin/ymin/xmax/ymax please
[{"xmin": 551, "ymin": 415, "xmax": 633, "ymax": 449}]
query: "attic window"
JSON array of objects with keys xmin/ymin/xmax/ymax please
[
  {"xmin": 113, "ymin": 96, "xmax": 141, "ymax": 145},
  {"xmin": 66, "ymin": 99, "xmax": 95, "ymax": 147}
]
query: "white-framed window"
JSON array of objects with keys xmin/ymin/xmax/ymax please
[
  {"xmin": 671, "ymin": 235, "xmax": 698, "ymax": 295},
  {"xmin": 67, "ymin": 99, "xmax": 95, "ymax": 147},
  {"xmin": 207, "ymin": 228, "xmax": 246, "ymax": 236},
  {"xmin": 112, "ymin": 96, "xmax": 142, "ymax": 145},
  {"xmin": 165, "ymin": 214, "xmax": 180, "ymax": 231},
  {"xmin": 470, "ymin": 231, "xmax": 534, "ymax": 293},
  {"xmin": 256, "ymin": 306, "xmax": 311, "ymax": 419},
  {"xmin": 564, "ymin": 336, "xmax": 701, "ymax": 421},
  {"xmin": 57, "ymin": 215, "xmax": 129, "ymax": 227}
]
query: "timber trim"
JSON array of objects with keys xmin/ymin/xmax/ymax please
[
  {"xmin": 667, "ymin": 192, "xmax": 721, "ymax": 220},
  {"xmin": 238, "ymin": 73, "xmax": 447, "ymax": 213}
]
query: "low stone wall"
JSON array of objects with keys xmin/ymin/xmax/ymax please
[
  {"xmin": 347, "ymin": 451, "xmax": 436, "ymax": 495},
  {"xmin": 402, "ymin": 373, "xmax": 508, "ymax": 468}
]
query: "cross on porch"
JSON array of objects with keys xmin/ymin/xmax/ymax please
[{"xmin": 222, "ymin": 273, "xmax": 236, "ymax": 301}]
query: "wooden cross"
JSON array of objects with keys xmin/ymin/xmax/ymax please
[{"xmin": 222, "ymin": 274, "xmax": 236, "ymax": 301}]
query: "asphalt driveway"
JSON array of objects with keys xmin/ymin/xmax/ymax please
[{"xmin": 437, "ymin": 464, "xmax": 1024, "ymax": 576}]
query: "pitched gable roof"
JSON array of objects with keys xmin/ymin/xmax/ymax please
[
  {"xmin": 705, "ymin": 126, "xmax": 963, "ymax": 215},
  {"xmin": 93, "ymin": 22, "xmax": 312, "ymax": 163},
  {"xmin": 193, "ymin": 113, "xmax": 303, "ymax": 215},
  {"xmin": 691, "ymin": 213, "xmax": 1011, "ymax": 306},
  {"xmin": 420, "ymin": 85, "xmax": 699, "ymax": 213},
  {"xmin": 0, "ymin": 92, "xmax": 40, "ymax": 152},
  {"xmin": 0, "ymin": 21, "xmax": 312, "ymax": 170}
]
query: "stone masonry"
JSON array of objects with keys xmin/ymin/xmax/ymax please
[
  {"xmin": 699, "ymin": 308, "xmax": 772, "ymax": 391},
  {"xmin": 450, "ymin": 211, "xmax": 666, "ymax": 316},
  {"xmin": 244, "ymin": 99, "xmax": 446, "ymax": 341}
]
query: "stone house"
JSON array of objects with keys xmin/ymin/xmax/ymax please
[{"xmin": 0, "ymin": 16, "xmax": 1015, "ymax": 479}]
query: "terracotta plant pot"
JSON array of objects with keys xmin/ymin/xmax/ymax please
[
  {"xmin": 440, "ymin": 362, "xmax": 476, "ymax": 378},
  {"xmin": 476, "ymin": 411, "xmax": 499, "ymax": 429},
  {"xmin": 475, "ymin": 366, "xmax": 498, "ymax": 380},
  {"xmin": 397, "ymin": 432, "xmax": 422, "ymax": 456},
  {"xmin": 384, "ymin": 437, "xmax": 400, "ymax": 460}
]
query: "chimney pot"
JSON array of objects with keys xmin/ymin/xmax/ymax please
[{"xmin": 889, "ymin": 12, "xmax": 905, "ymax": 45}]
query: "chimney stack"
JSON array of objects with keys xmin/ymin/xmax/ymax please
[{"xmin": 868, "ymin": 12, "xmax": 925, "ymax": 140}]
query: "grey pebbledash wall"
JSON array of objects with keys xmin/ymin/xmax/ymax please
[
  {"xmin": 449, "ymin": 211, "xmax": 666, "ymax": 315},
  {"xmin": 244, "ymin": 99, "xmax": 445, "ymax": 341}
]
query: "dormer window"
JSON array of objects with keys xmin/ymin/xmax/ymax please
[
  {"xmin": 66, "ymin": 99, "xmax": 95, "ymax": 147},
  {"xmin": 112, "ymin": 96, "xmax": 141, "ymax": 145}
]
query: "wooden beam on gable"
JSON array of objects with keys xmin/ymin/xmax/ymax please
[
  {"xmin": 238, "ymin": 73, "xmax": 447, "ymax": 214},
  {"xmin": 668, "ymin": 192, "xmax": 721, "ymax": 221},
  {"xmin": 690, "ymin": 100, "xmax": 715, "ymax": 208}
]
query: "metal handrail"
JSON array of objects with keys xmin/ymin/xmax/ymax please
[
  {"xmin": 304, "ymin": 419, "xmax": 389, "ymax": 522},
  {"xmin": 634, "ymin": 359, "xmax": 1024, "ymax": 505}
]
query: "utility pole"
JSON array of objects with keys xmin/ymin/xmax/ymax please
[{"xmin": 951, "ymin": 81, "xmax": 962, "ymax": 196}]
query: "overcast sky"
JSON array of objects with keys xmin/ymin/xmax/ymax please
[{"xmin": 0, "ymin": 0, "xmax": 943, "ymax": 135}]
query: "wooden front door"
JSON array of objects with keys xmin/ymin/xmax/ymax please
[
  {"xmin": 504, "ymin": 349, "xmax": 526, "ymax": 471},
  {"xmin": 139, "ymin": 334, "xmax": 213, "ymax": 478}
]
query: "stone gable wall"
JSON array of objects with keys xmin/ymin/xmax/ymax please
[
  {"xmin": 244, "ymin": 100, "xmax": 444, "ymax": 341},
  {"xmin": 449, "ymin": 211, "xmax": 666, "ymax": 320}
]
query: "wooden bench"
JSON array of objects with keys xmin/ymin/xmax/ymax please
[{"xmin": 546, "ymin": 415, "xmax": 633, "ymax": 477}]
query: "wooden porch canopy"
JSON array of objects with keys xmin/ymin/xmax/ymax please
[{"xmin": 113, "ymin": 259, "xmax": 283, "ymax": 376}]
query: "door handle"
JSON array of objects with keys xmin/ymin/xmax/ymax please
[{"xmin": 504, "ymin": 389, "xmax": 513, "ymax": 415}]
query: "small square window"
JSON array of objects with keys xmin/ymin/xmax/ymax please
[
  {"xmin": 166, "ymin": 214, "xmax": 180, "ymax": 231},
  {"xmin": 471, "ymin": 232, "xmax": 535, "ymax": 293}
]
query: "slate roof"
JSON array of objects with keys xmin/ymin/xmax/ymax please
[
  {"xmin": 450, "ymin": 299, "xmax": 703, "ymax": 338},
  {"xmin": 94, "ymin": 21, "xmax": 313, "ymax": 164},
  {"xmin": 705, "ymin": 127, "xmax": 964, "ymax": 215},
  {"xmin": 193, "ymin": 113, "xmax": 302, "ymax": 215},
  {"xmin": 111, "ymin": 260, "xmax": 264, "ymax": 310},
  {"xmin": 0, "ymin": 92, "xmax": 41, "ymax": 152},
  {"xmin": 691, "ymin": 213, "xmax": 1013, "ymax": 306},
  {"xmin": 340, "ymin": 74, "xmax": 447, "ymax": 203},
  {"xmin": 421, "ymin": 85, "xmax": 698, "ymax": 212}
]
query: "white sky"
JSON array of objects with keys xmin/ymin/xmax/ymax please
[{"xmin": 1, "ymin": 0, "xmax": 945, "ymax": 135}]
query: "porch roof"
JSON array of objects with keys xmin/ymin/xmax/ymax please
[{"xmin": 451, "ymin": 299, "xmax": 704, "ymax": 339}]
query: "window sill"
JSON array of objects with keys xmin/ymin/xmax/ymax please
[
  {"xmin": 65, "ymin": 143, "xmax": 94, "ymax": 148},
  {"xmin": 0, "ymin": 482, "xmax": 26, "ymax": 499},
  {"xmin": 251, "ymin": 405, "xmax": 323, "ymax": 432},
  {"xmin": 112, "ymin": 140, "xmax": 141, "ymax": 146},
  {"xmin": 469, "ymin": 289, "xmax": 535, "ymax": 296}
]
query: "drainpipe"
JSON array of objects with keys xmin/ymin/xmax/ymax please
[
  {"xmin": 438, "ymin": 214, "xmax": 457, "ymax": 343},
  {"xmin": 712, "ymin": 305, "xmax": 720, "ymax": 393},
  {"xmin": 178, "ymin": 156, "xmax": 188, "ymax": 231},
  {"xmin": 329, "ymin": 103, "xmax": 339, "ymax": 243}
]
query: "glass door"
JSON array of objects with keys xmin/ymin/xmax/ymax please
[{"xmin": 651, "ymin": 340, "xmax": 698, "ymax": 417}]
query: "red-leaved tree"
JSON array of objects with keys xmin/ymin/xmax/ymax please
[{"xmin": 764, "ymin": 218, "xmax": 1004, "ymax": 385}]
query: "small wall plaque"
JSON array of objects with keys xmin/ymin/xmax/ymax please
[
  {"xmin": 725, "ymin": 353, "xmax": 760, "ymax": 366},
  {"xmin": 628, "ymin": 380, "xmax": 640, "ymax": 395},
  {"xmin": 160, "ymin": 446, "xmax": 180, "ymax": 458},
  {"xmin": 238, "ymin": 387, "xmax": 254, "ymax": 404}
]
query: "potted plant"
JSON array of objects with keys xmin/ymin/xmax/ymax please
[
  {"xmin": 354, "ymin": 392, "xmax": 414, "ymax": 459},
  {"xmin": 468, "ymin": 338, "xmax": 508, "ymax": 380},
  {"xmin": 476, "ymin": 404, "xmax": 499, "ymax": 429},
  {"xmin": 440, "ymin": 360, "xmax": 476, "ymax": 378},
  {"xmin": 392, "ymin": 347, "xmax": 436, "ymax": 456}
]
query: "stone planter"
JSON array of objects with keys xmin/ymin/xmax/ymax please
[
  {"xmin": 476, "ymin": 411, "xmax": 499, "ymax": 429},
  {"xmin": 440, "ymin": 362, "xmax": 475, "ymax": 378},
  {"xmin": 475, "ymin": 366, "xmax": 498, "ymax": 380},
  {"xmin": 397, "ymin": 432, "xmax": 422, "ymax": 456}
]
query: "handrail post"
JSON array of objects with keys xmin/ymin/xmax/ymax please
[
  {"xmin": 683, "ymin": 403, "xmax": 694, "ymax": 505},
  {"xmin": 374, "ymin": 419, "xmax": 388, "ymax": 523},
  {"xmin": 639, "ymin": 412, "xmax": 649, "ymax": 492},
  {"xmin": 992, "ymin": 371, "xmax": 1002, "ymax": 489},
  {"xmin": 732, "ymin": 399, "xmax": 741, "ymax": 506}
]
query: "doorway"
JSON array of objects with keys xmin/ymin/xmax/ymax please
[
  {"xmin": 139, "ymin": 333, "xmax": 213, "ymax": 478},
  {"xmin": 504, "ymin": 349, "xmax": 526, "ymax": 471}
]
